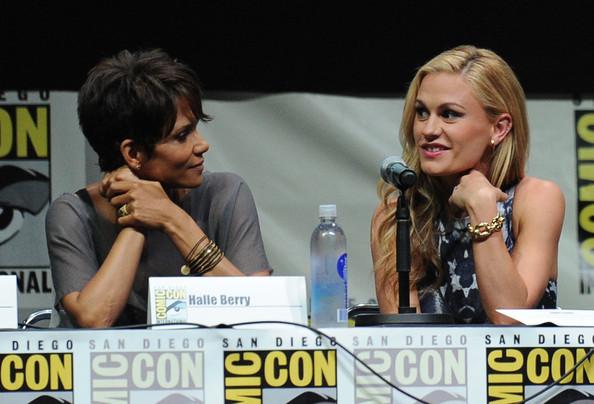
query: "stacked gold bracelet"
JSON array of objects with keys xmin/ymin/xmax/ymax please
[
  {"xmin": 180, "ymin": 237, "xmax": 224, "ymax": 276},
  {"xmin": 466, "ymin": 214, "xmax": 505, "ymax": 241}
]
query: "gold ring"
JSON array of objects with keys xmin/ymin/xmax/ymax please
[{"xmin": 117, "ymin": 203, "xmax": 130, "ymax": 218}]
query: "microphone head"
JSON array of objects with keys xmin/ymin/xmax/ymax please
[
  {"xmin": 380, "ymin": 156, "xmax": 405, "ymax": 183},
  {"xmin": 380, "ymin": 155, "xmax": 416, "ymax": 189}
]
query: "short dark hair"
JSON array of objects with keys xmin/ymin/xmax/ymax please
[{"xmin": 78, "ymin": 48, "xmax": 211, "ymax": 171}]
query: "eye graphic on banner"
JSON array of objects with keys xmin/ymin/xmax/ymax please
[
  {"xmin": 0, "ymin": 103, "xmax": 52, "ymax": 321},
  {"xmin": 0, "ymin": 165, "xmax": 49, "ymax": 245}
]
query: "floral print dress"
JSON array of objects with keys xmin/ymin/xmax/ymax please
[{"xmin": 419, "ymin": 186, "xmax": 557, "ymax": 323}]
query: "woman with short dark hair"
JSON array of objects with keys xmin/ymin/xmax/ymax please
[{"xmin": 46, "ymin": 49, "xmax": 271, "ymax": 328}]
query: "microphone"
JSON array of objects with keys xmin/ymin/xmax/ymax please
[{"xmin": 380, "ymin": 156, "xmax": 417, "ymax": 189}]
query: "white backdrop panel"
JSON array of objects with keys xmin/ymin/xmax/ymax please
[
  {"xmin": 74, "ymin": 92, "xmax": 591, "ymax": 309},
  {"xmin": 200, "ymin": 94, "xmax": 589, "ymax": 309}
]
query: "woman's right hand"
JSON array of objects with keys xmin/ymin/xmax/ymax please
[
  {"xmin": 100, "ymin": 167, "xmax": 183, "ymax": 231},
  {"xmin": 99, "ymin": 166, "xmax": 140, "ymax": 199}
]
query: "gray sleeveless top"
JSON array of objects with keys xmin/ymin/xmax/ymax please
[
  {"xmin": 419, "ymin": 186, "xmax": 557, "ymax": 323},
  {"xmin": 46, "ymin": 171, "xmax": 270, "ymax": 326}
]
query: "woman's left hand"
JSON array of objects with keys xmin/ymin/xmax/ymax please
[
  {"xmin": 449, "ymin": 170, "xmax": 508, "ymax": 212},
  {"xmin": 100, "ymin": 167, "xmax": 181, "ymax": 230}
]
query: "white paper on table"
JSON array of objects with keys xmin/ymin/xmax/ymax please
[
  {"xmin": 497, "ymin": 309, "xmax": 594, "ymax": 326},
  {"xmin": 0, "ymin": 275, "xmax": 18, "ymax": 329}
]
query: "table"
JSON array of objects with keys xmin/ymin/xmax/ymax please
[{"xmin": 1, "ymin": 325, "xmax": 594, "ymax": 403}]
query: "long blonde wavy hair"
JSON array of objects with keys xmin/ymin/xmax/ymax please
[{"xmin": 375, "ymin": 45, "xmax": 529, "ymax": 296}]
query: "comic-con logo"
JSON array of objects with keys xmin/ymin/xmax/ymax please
[
  {"xmin": 486, "ymin": 347, "xmax": 594, "ymax": 402},
  {"xmin": 224, "ymin": 349, "xmax": 337, "ymax": 403},
  {"xmin": 354, "ymin": 348, "xmax": 467, "ymax": 403},
  {"xmin": 154, "ymin": 287, "xmax": 188, "ymax": 323},
  {"xmin": 0, "ymin": 353, "xmax": 72, "ymax": 402},
  {"xmin": 0, "ymin": 105, "xmax": 50, "ymax": 246},
  {"xmin": 576, "ymin": 110, "xmax": 594, "ymax": 294},
  {"xmin": 1, "ymin": 104, "xmax": 52, "ymax": 315},
  {"xmin": 91, "ymin": 351, "xmax": 204, "ymax": 403}
]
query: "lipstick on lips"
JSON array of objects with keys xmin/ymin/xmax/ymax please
[{"xmin": 420, "ymin": 143, "xmax": 449, "ymax": 158}]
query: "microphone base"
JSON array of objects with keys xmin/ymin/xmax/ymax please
[{"xmin": 354, "ymin": 312, "xmax": 455, "ymax": 327}]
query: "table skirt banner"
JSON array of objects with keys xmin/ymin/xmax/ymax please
[{"xmin": 1, "ymin": 326, "xmax": 594, "ymax": 403}]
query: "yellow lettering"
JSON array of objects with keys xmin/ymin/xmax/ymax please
[
  {"xmin": 225, "ymin": 352, "xmax": 261, "ymax": 375},
  {"xmin": 314, "ymin": 350, "xmax": 336, "ymax": 386},
  {"xmin": 289, "ymin": 351, "xmax": 312, "ymax": 387},
  {"xmin": 579, "ymin": 184, "xmax": 594, "ymax": 201},
  {"xmin": 581, "ymin": 238, "xmax": 594, "ymax": 266},
  {"xmin": 26, "ymin": 354, "xmax": 49, "ymax": 391},
  {"xmin": 552, "ymin": 349, "xmax": 574, "ymax": 384},
  {"xmin": 488, "ymin": 349, "xmax": 523, "ymax": 372},
  {"xmin": 526, "ymin": 349, "xmax": 549, "ymax": 384},
  {"xmin": 50, "ymin": 354, "xmax": 72, "ymax": 390},
  {"xmin": 578, "ymin": 113, "xmax": 594, "ymax": 144},
  {"xmin": 578, "ymin": 147, "xmax": 594, "ymax": 161},
  {"xmin": 580, "ymin": 164, "xmax": 594, "ymax": 182},
  {"xmin": 488, "ymin": 385, "xmax": 523, "ymax": 403},
  {"xmin": 575, "ymin": 348, "xmax": 594, "ymax": 383},
  {"xmin": 0, "ymin": 108, "xmax": 13, "ymax": 157},
  {"xmin": 16, "ymin": 107, "xmax": 48, "ymax": 158},
  {"xmin": 225, "ymin": 377, "xmax": 261, "ymax": 386},
  {"xmin": 224, "ymin": 389, "xmax": 261, "ymax": 403},
  {"xmin": 1, "ymin": 355, "xmax": 24, "ymax": 390},
  {"xmin": 264, "ymin": 351, "xmax": 287, "ymax": 387}
]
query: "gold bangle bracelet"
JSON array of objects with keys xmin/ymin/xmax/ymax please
[
  {"xmin": 195, "ymin": 249, "xmax": 224, "ymax": 276},
  {"xmin": 181, "ymin": 240, "xmax": 224, "ymax": 276},
  {"xmin": 189, "ymin": 241, "xmax": 216, "ymax": 270},
  {"xmin": 180, "ymin": 236, "xmax": 209, "ymax": 275},
  {"xmin": 467, "ymin": 214, "xmax": 504, "ymax": 241},
  {"xmin": 184, "ymin": 235, "xmax": 208, "ymax": 262}
]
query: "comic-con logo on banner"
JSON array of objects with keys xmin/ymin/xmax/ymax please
[
  {"xmin": 154, "ymin": 287, "xmax": 188, "ymax": 323},
  {"xmin": 486, "ymin": 347, "xmax": 594, "ymax": 402},
  {"xmin": 0, "ymin": 353, "xmax": 73, "ymax": 403},
  {"xmin": 354, "ymin": 348, "xmax": 467, "ymax": 403},
  {"xmin": 224, "ymin": 349, "xmax": 337, "ymax": 403},
  {"xmin": 576, "ymin": 110, "xmax": 594, "ymax": 295},
  {"xmin": 91, "ymin": 351, "xmax": 204, "ymax": 403},
  {"xmin": 0, "ymin": 103, "xmax": 52, "ymax": 317}
]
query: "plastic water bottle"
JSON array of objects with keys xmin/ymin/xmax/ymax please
[{"xmin": 310, "ymin": 204, "xmax": 348, "ymax": 328}]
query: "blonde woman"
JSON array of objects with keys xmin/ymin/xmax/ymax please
[{"xmin": 371, "ymin": 45, "xmax": 564, "ymax": 324}]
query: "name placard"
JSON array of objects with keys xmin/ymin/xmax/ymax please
[
  {"xmin": 0, "ymin": 275, "xmax": 18, "ymax": 328},
  {"xmin": 147, "ymin": 276, "xmax": 307, "ymax": 327}
]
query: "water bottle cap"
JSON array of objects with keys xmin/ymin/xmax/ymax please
[{"xmin": 318, "ymin": 204, "xmax": 337, "ymax": 218}]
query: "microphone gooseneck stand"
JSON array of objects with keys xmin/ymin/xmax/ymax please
[{"xmin": 355, "ymin": 172, "xmax": 453, "ymax": 326}]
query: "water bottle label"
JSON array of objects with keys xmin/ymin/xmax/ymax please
[{"xmin": 337, "ymin": 253, "xmax": 347, "ymax": 280}]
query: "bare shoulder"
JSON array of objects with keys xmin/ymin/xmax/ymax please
[
  {"xmin": 515, "ymin": 176, "xmax": 565, "ymax": 205},
  {"xmin": 514, "ymin": 176, "xmax": 565, "ymax": 222}
]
